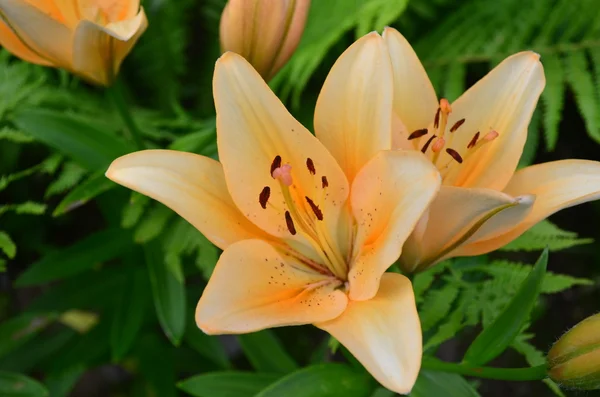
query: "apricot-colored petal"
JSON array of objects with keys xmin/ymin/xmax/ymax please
[
  {"xmin": 196, "ymin": 239, "xmax": 348, "ymax": 334},
  {"xmin": 76, "ymin": 0, "xmax": 140, "ymax": 22},
  {"xmin": 71, "ymin": 8, "xmax": 147, "ymax": 85},
  {"xmin": 316, "ymin": 273, "xmax": 421, "ymax": 394},
  {"xmin": 105, "ymin": 150, "xmax": 270, "ymax": 250},
  {"xmin": 348, "ymin": 150, "xmax": 440, "ymax": 300},
  {"xmin": 268, "ymin": 0, "xmax": 310, "ymax": 78},
  {"xmin": 214, "ymin": 52, "xmax": 349, "ymax": 241},
  {"xmin": 442, "ymin": 52, "xmax": 545, "ymax": 190},
  {"xmin": 314, "ymin": 32, "xmax": 393, "ymax": 184},
  {"xmin": 0, "ymin": 21, "xmax": 54, "ymax": 65},
  {"xmin": 455, "ymin": 160, "xmax": 600, "ymax": 256},
  {"xmin": 400, "ymin": 186, "xmax": 534, "ymax": 272},
  {"xmin": 383, "ymin": 27, "xmax": 438, "ymax": 146},
  {"xmin": 0, "ymin": 0, "xmax": 72, "ymax": 66}
]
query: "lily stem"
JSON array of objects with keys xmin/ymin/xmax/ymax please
[
  {"xmin": 421, "ymin": 357, "xmax": 548, "ymax": 381},
  {"xmin": 107, "ymin": 78, "xmax": 145, "ymax": 150}
]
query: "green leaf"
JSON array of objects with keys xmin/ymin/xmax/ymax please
[
  {"xmin": 0, "ymin": 231, "xmax": 16, "ymax": 259},
  {"xmin": 178, "ymin": 372, "xmax": 280, "ymax": 397},
  {"xmin": 463, "ymin": 249, "xmax": 548, "ymax": 365},
  {"xmin": 44, "ymin": 162, "xmax": 87, "ymax": 199},
  {"xmin": 368, "ymin": 388, "xmax": 395, "ymax": 397},
  {"xmin": 540, "ymin": 53, "xmax": 564, "ymax": 151},
  {"xmin": 411, "ymin": 370, "xmax": 480, "ymax": 397},
  {"xmin": 110, "ymin": 268, "xmax": 149, "ymax": 361},
  {"xmin": 184, "ymin": 320, "xmax": 230, "ymax": 369},
  {"xmin": 0, "ymin": 371, "xmax": 49, "ymax": 397},
  {"xmin": 15, "ymin": 228, "xmax": 132, "ymax": 287},
  {"xmin": 145, "ymin": 244, "xmax": 186, "ymax": 346},
  {"xmin": 12, "ymin": 108, "xmax": 134, "ymax": 170},
  {"xmin": 564, "ymin": 51, "xmax": 600, "ymax": 143},
  {"xmin": 255, "ymin": 363, "xmax": 374, "ymax": 397},
  {"xmin": 238, "ymin": 330, "xmax": 299, "ymax": 374},
  {"xmin": 53, "ymin": 171, "xmax": 116, "ymax": 216},
  {"xmin": 135, "ymin": 204, "xmax": 174, "ymax": 243},
  {"xmin": 0, "ymin": 202, "xmax": 46, "ymax": 217},
  {"xmin": 168, "ymin": 123, "xmax": 216, "ymax": 153},
  {"xmin": 0, "ymin": 127, "xmax": 34, "ymax": 143},
  {"xmin": 44, "ymin": 365, "xmax": 85, "ymax": 397},
  {"xmin": 121, "ymin": 193, "xmax": 150, "ymax": 228},
  {"xmin": 500, "ymin": 220, "xmax": 592, "ymax": 252},
  {"xmin": 419, "ymin": 283, "xmax": 460, "ymax": 332},
  {"xmin": 0, "ymin": 313, "xmax": 56, "ymax": 359},
  {"xmin": 424, "ymin": 305, "xmax": 465, "ymax": 351}
]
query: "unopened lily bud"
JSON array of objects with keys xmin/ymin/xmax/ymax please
[
  {"xmin": 0, "ymin": 0, "xmax": 147, "ymax": 86},
  {"xmin": 219, "ymin": 0, "xmax": 310, "ymax": 81},
  {"xmin": 548, "ymin": 313, "xmax": 600, "ymax": 390}
]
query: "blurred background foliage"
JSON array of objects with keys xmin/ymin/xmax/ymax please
[{"xmin": 1, "ymin": 0, "xmax": 600, "ymax": 396}]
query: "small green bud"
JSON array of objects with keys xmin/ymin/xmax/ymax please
[{"xmin": 548, "ymin": 313, "xmax": 600, "ymax": 390}]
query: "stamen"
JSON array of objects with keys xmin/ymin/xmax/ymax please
[
  {"xmin": 432, "ymin": 137, "xmax": 445, "ymax": 153},
  {"xmin": 445, "ymin": 148, "xmax": 463, "ymax": 163},
  {"xmin": 306, "ymin": 158, "xmax": 316, "ymax": 175},
  {"xmin": 467, "ymin": 131, "xmax": 480, "ymax": 149},
  {"xmin": 450, "ymin": 118, "xmax": 465, "ymax": 133},
  {"xmin": 321, "ymin": 176, "xmax": 329, "ymax": 188},
  {"xmin": 285, "ymin": 211, "xmax": 296, "ymax": 235},
  {"xmin": 484, "ymin": 130, "xmax": 499, "ymax": 141},
  {"xmin": 433, "ymin": 108, "xmax": 441, "ymax": 129},
  {"xmin": 272, "ymin": 164, "xmax": 293, "ymax": 186},
  {"xmin": 305, "ymin": 196, "xmax": 323, "ymax": 221},
  {"xmin": 421, "ymin": 135, "xmax": 437, "ymax": 153},
  {"xmin": 270, "ymin": 155, "xmax": 282, "ymax": 176},
  {"xmin": 259, "ymin": 186, "xmax": 270, "ymax": 209},
  {"xmin": 408, "ymin": 128, "xmax": 428, "ymax": 140}
]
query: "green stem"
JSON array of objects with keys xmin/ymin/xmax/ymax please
[
  {"xmin": 421, "ymin": 358, "xmax": 548, "ymax": 381},
  {"xmin": 107, "ymin": 78, "xmax": 145, "ymax": 150}
]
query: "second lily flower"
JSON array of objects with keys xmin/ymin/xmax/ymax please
[{"xmin": 106, "ymin": 33, "xmax": 440, "ymax": 393}]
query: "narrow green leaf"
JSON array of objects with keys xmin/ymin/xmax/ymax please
[
  {"xmin": 53, "ymin": 171, "xmax": 116, "ymax": 216},
  {"xmin": 44, "ymin": 365, "xmax": 85, "ymax": 397},
  {"xmin": 0, "ymin": 202, "xmax": 46, "ymax": 217},
  {"xmin": 121, "ymin": 193, "xmax": 150, "ymax": 228},
  {"xmin": 0, "ymin": 313, "xmax": 56, "ymax": 359},
  {"xmin": 0, "ymin": 371, "xmax": 48, "ymax": 397},
  {"xmin": 134, "ymin": 204, "xmax": 173, "ymax": 243},
  {"xmin": 178, "ymin": 372, "xmax": 280, "ymax": 397},
  {"xmin": 16, "ymin": 228, "xmax": 132, "ymax": 287},
  {"xmin": 0, "ymin": 231, "xmax": 16, "ymax": 259},
  {"xmin": 145, "ymin": 244, "xmax": 186, "ymax": 345},
  {"xmin": 0, "ymin": 127, "xmax": 34, "ymax": 143},
  {"xmin": 411, "ymin": 370, "xmax": 480, "ymax": 397},
  {"xmin": 110, "ymin": 268, "xmax": 149, "ymax": 361},
  {"xmin": 184, "ymin": 319, "xmax": 230, "ymax": 369},
  {"xmin": 238, "ymin": 330, "xmax": 298, "ymax": 374},
  {"xmin": 463, "ymin": 249, "xmax": 548, "ymax": 365},
  {"xmin": 368, "ymin": 388, "xmax": 395, "ymax": 397},
  {"xmin": 255, "ymin": 363, "xmax": 374, "ymax": 397},
  {"xmin": 12, "ymin": 108, "xmax": 134, "ymax": 170}
]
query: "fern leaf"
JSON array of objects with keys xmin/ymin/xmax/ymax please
[
  {"xmin": 518, "ymin": 107, "xmax": 541, "ymax": 168},
  {"xmin": 419, "ymin": 283, "xmax": 460, "ymax": 332},
  {"xmin": 0, "ymin": 231, "xmax": 16, "ymax": 259},
  {"xmin": 500, "ymin": 220, "xmax": 592, "ymax": 252},
  {"xmin": 564, "ymin": 51, "xmax": 600, "ymax": 142},
  {"xmin": 134, "ymin": 204, "xmax": 174, "ymax": 243},
  {"xmin": 540, "ymin": 54, "xmax": 565, "ymax": 150},
  {"xmin": 423, "ymin": 305, "xmax": 464, "ymax": 351},
  {"xmin": 44, "ymin": 162, "xmax": 87, "ymax": 199},
  {"xmin": 0, "ymin": 202, "xmax": 46, "ymax": 217},
  {"xmin": 0, "ymin": 127, "xmax": 34, "ymax": 143},
  {"xmin": 121, "ymin": 193, "xmax": 150, "ymax": 229}
]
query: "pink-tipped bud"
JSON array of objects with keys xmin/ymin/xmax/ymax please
[
  {"xmin": 219, "ymin": 0, "xmax": 311, "ymax": 81},
  {"xmin": 272, "ymin": 164, "xmax": 293, "ymax": 186},
  {"xmin": 484, "ymin": 130, "xmax": 499, "ymax": 141},
  {"xmin": 432, "ymin": 137, "xmax": 445, "ymax": 153},
  {"xmin": 440, "ymin": 98, "xmax": 452, "ymax": 114}
]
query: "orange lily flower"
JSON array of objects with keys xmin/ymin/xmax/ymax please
[
  {"xmin": 0, "ymin": 0, "xmax": 147, "ymax": 86},
  {"xmin": 106, "ymin": 33, "xmax": 441, "ymax": 393},
  {"xmin": 382, "ymin": 28, "xmax": 600, "ymax": 272}
]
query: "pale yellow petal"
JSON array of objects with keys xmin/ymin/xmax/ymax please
[
  {"xmin": 268, "ymin": 0, "xmax": 310, "ymax": 78},
  {"xmin": 71, "ymin": 8, "xmax": 147, "ymax": 85},
  {"xmin": 314, "ymin": 32, "xmax": 393, "ymax": 184},
  {"xmin": 196, "ymin": 239, "xmax": 348, "ymax": 334},
  {"xmin": 348, "ymin": 150, "xmax": 440, "ymax": 300},
  {"xmin": 105, "ymin": 150, "xmax": 270, "ymax": 250},
  {"xmin": 316, "ymin": 273, "xmax": 421, "ymax": 394},
  {"xmin": 400, "ymin": 186, "xmax": 534, "ymax": 272},
  {"xmin": 443, "ymin": 52, "xmax": 545, "ymax": 190},
  {"xmin": 455, "ymin": 160, "xmax": 600, "ymax": 256},
  {"xmin": 383, "ymin": 27, "xmax": 438, "ymax": 144},
  {"xmin": 213, "ymin": 52, "xmax": 349, "ymax": 242},
  {"xmin": 0, "ymin": 0, "xmax": 72, "ymax": 67},
  {"xmin": 0, "ymin": 20, "xmax": 53, "ymax": 65}
]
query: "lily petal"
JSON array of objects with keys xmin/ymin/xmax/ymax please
[
  {"xmin": 316, "ymin": 273, "xmax": 421, "ymax": 394},
  {"xmin": 400, "ymin": 186, "xmax": 533, "ymax": 272},
  {"xmin": 0, "ymin": 21, "xmax": 53, "ymax": 65},
  {"xmin": 348, "ymin": 150, "xmax": 440, "ymax": 300},
  {"xmin": 0, "ymin": 0, "xmax": 72, "ymax": 66},
  {"xmin": 72, "ymin": 8, "xmax": 148, "ymax": 85},
  {"xmin": 383, "ymin": 27, "xmax": 438, "ymax": 145},
  {"xmin": 214, "ymin": 52, "xmax": 349, "ymax": 240},
  {"xmin": 456, "ymin": 159, "xmax": 600, "ymax": 256},
  {"xmin": 196, "ymin": 239, "xmax": 348, "ymax": 334},
  {"xmin": 105, "ymin": 150, "xmax": 270, "ymax": 250},
  {"xmin": 443, "ymin": 52, "xmax": 545, "ymax": 190},
  {"xmin": 314, "ymin": 32, "xmax": 393, "ymax": 183}
]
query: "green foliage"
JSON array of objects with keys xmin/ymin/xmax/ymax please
[{"xmin": 501, "ymin": 220, "xmax": 593, "ymax": 252}]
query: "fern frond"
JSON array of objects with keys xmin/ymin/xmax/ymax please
[
  {"xmin": 540, "ymin": 54, "xmax": 565, "ymax": 150},
  {"xmin": 44, "ymin": 162, "xmax": 87, "ymax": 199},
  {"xmin": 0, "ymin": 231, "xmax": 16, "ymax": 259},
  {"xmin": 500, "ymin": 220, "xmax": 592, "ymax": 252},
  {"xmin": 419, "ymin": 283, "xmax": 460, "ymax": 332},
  {"xmin": 0, "ymin": 127, "xmax": 34, "ymax": 143},
  {"xmin": 0, "ymin": 202, "xmax": 46, "ymax": 217}
]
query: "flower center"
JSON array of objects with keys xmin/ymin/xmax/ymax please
[
  {"xmin": 406, "ymin": 98, "xmax": 499, "ymax": 182},
  {"xmin": 257, "ymin": 155, "xmax": 348, "ymax": 281}
]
